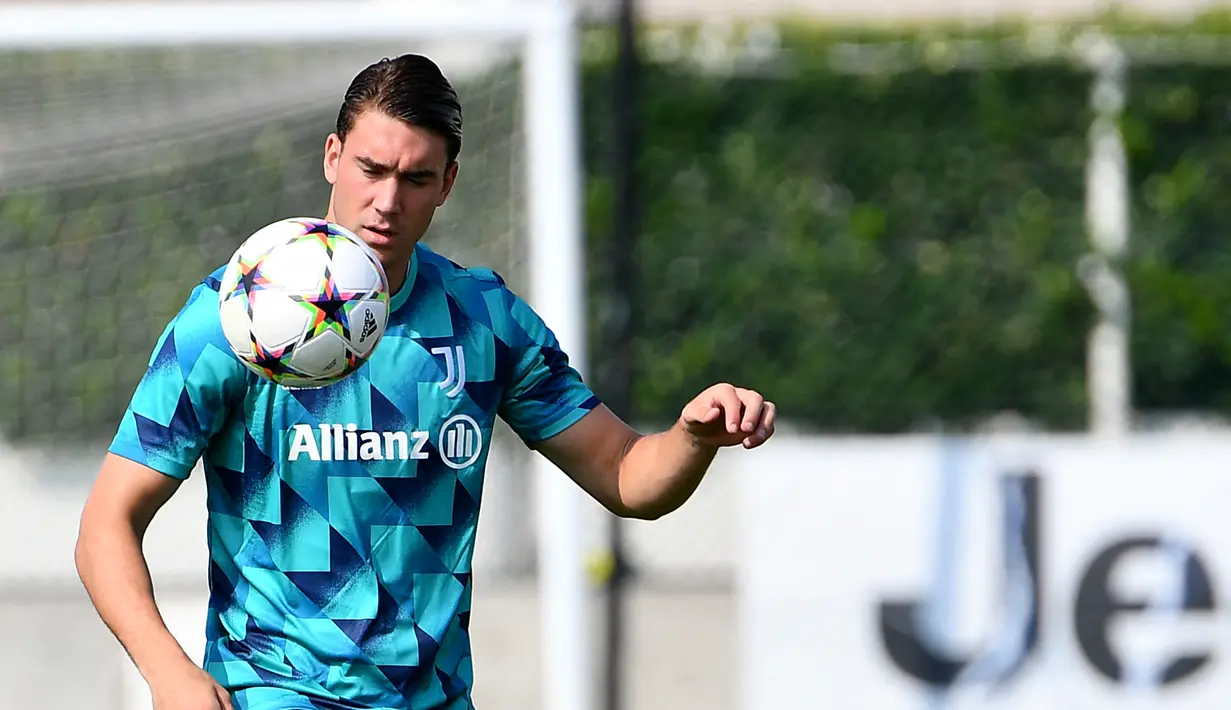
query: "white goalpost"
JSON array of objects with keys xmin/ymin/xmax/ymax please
[{"xmin": 0, "ymin": 3, "xmax": 592, "ymax": 710}]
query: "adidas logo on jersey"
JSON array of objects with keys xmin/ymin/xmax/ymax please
[{"xmin": 287, "ymin": 416, "xmax": 483, "ymax": 470}]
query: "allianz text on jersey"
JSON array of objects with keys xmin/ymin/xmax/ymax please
[{"xmin": 286, "ymin": 415, "xmax": 483, "ymax": 470}]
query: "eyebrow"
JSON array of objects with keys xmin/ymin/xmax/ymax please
[{"xmin": 356, "ymin": 156, "xmax": 437, "ymax": 181}]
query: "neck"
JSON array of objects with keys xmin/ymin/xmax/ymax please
[{"xmin": 385, "ymin": 256, "xmax": 409, "ymax": 295}]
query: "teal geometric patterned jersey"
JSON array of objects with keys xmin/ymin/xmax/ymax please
[{"xmin": 108, "ymin": 242, "xmax": 601, "ymax": 710}]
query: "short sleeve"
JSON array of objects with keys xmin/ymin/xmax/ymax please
[
  {"xmin": 495, "ymin": 286, "xmax": 601, "ymax": 446},
  {"xmin": 108, "ymin": 275, "xmax": 249, "ymax": 479}
]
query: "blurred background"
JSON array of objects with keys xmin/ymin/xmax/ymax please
[{"xmin": 4, "ymin": 0, "xmax": 1231, "ymax": 708}]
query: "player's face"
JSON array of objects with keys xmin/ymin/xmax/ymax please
[{"xmin": 323, "ymin": 109, "xmax": 458, "ymax": 290}]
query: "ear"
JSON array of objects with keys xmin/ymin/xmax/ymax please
[
  {"xmin": 323, "ymin": 133, "xmax": 343, "ymax": 185},
  {"xmin": 438, "ymin": 161, "xmax": 460, "ymax": 206}
]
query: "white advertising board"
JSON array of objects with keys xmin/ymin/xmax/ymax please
[{"xmin": 737, "ymin": 434, "xmax": 1231, "ymax": 710}]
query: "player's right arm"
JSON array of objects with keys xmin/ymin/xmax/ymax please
[
  {"xmin": 75, "ymin": 275, "xmax": 245, "ymax": 710},
  {"xmin": 77, "ymin": 456, "xmax": 233, "ymax": 710}
]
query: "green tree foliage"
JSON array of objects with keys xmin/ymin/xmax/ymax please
[
  {"xmin": 1122, "ymin": 65, "xmax": 1231, "ymax": 414},
  {"xmin": 583, "ymin": 31, "xmax": 1095, "ymax": 432},
  {"xmin": 582, "ymin": 22, "xmax": 1231, "ymax": 433},
  {"xmin": 2, "ymin": 23, "xmax": 1230, "ymax": 444}
]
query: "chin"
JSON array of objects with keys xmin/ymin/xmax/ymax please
[{"xmin": 372, "ymin": 245, "xmax": 411, "ymax": 271}]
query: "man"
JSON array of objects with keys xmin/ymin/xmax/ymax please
[{"xmin": 75, "ymin": 54, "xmax": 775, "ymax": 710}]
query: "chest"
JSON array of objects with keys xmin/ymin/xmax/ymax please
[{"xmin": 238, "ymin": 327, "xmax": 502, "ymax": 473}]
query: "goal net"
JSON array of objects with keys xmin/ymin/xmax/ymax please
[
  {"xmin": 0, "ymin": 43, "xmax": 527, "ymax": 444},
  {"xmin": 0, "ymin": 4, "xmax": 589, "ymax": 710}
]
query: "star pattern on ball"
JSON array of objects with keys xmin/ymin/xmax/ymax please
[
  {"xmin": 226, "ymin": 256, "xmax": 274, "ymax": 319},
  {"xmin": 290, "ymin": 265, "xmax": 363, "ymax": 342},
  {"xmin": 293, "ymin": 222, "xmax": 345, "ymax": 258},
  {"xmin": 247, "ymin": 337, "xmax": 299, "ymax": 380},
  {"xmin": 293, "ymin": 219, "xmax": 332, "ymax": 233}
]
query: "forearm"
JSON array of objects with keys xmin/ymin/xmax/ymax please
[
  {"xmin": 617, "ymin": 419, "xmax": 719, "ymax": 520},
  {"xmin": 75, "ymin": 519, "xmax": 195, "ymax": 683}
]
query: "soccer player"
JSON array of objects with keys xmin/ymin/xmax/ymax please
[{"xmin": 74, "ymin": 54, "xmax": 776, "ymax": 710}]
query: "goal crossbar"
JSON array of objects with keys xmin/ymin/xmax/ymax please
[{"xmin": 0, "ymin": 0, "xmax": 553, "ymax": 48}]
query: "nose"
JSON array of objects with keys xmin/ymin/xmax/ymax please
[{"xmin": 372, "ymin": 176, "xmax": 400, "ymax": 215}]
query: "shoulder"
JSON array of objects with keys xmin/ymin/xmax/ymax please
[
  {"xmin": 138, "ymin": 264, "xmax": 249, "ymax": 393},
  {"xmin": 419, "ymin": 247, "xmax": 558, "ymax": 351},
  {"xmin": 416, "ymin": 243, "xmax": 509, "ymax": 292},
  {"xmin": 201, "ymin": 264, "xmax": 228, "ymax": 294},
  {"xmin": 155, "ymin": 264, "xmax": 225, "ymax": 322},
  {"xmin": 172, "ymin": 264, "xmax": 228, "ymax": 327},
  {"xmin": 413, "ymin": 243, "xmax": 519, "ymax": 327},
  {"xmin": 157, "ymin": 264, "xmax": 241, "ymax": 365}
]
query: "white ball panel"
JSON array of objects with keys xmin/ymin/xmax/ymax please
[
  {"xmin": 345, "ymin": 299, "xmax": 388, "ymax": 357},
  {"xmin": 249, "ymin": 291, "xmax": 310, "ymax": 351},
  {"xmin": 258, "ymin": 240, "xmax": 330, "ymax": 294},
  {"xmin": 276, "ymin": 373, "xmax": 330, "ymax": 389},
  {"xmin": 219, "ymin": 252, "xmax": 244, "ymax": 298},
  {"xmin": 218, "ymin": 296, "xmax": 254, "ymax": 358},
  {"xmin": 290, "ymin": 331, "xmax": 349, "ymax": 379},
  {"xmin": 237, "ymin": 220, "xmax": 299, "ymax": 262},
  {"xmin": 328, "ymin": 239, "xmax": 385, "ymax": 293},
  {"xmin": 331, "ymin": 225, "xmax": 385, "ymax": 265}
]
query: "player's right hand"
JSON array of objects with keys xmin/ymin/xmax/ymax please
[{"xmin": 150, "ymin": 664, "xmax": 234, "ymax": 710}]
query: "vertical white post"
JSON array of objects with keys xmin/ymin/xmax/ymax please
[
  {"xmin": 0, "ymin": 4, "xmax": 590, "ymax": 710},
  {"xmin": 524, "ymin": 3, "xmax": 594, "ymax": 710},
  {"xmin": 1078, "ymin": 31, "xmax": 1131, "ymax": 437}
]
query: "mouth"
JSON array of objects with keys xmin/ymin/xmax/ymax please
[{"xmin": 361, "ymin": 226, "xmax": 398, "ymax": 244}]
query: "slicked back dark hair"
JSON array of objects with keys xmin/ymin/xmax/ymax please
[{"xmin": 335, "ymin": 53, "xmax": 463, "ymax": 164}]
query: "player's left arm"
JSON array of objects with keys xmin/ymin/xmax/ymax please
[
  {"xmin": 492, "ymin": 275, "xmax": 774, "ymax": 520},
  {"xmin": 536, "ymin": 385, "xmax": 775, "ymax": 520}
]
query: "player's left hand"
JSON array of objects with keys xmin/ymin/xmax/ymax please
[{"xmin": 679, "ymin": 383, "xmax": 776, "ymax": 450}]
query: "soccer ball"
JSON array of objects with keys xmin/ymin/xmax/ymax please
[{"xmin": 218, "ymin": 217, "xmax": 390, "ymax": 389}]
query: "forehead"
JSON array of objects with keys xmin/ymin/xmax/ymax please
[{"xmin": 343, "ymin": 110, "xmax": 448, "ymax": 168}]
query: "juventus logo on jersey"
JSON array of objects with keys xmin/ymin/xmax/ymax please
[{"xmin": 431, "ymin": 345, "xmax": 466, "ymax": 398}]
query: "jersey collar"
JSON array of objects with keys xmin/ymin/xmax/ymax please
[{"xmin": 388, "ymin": 246, "xmax": 418, "ymax": 314}]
